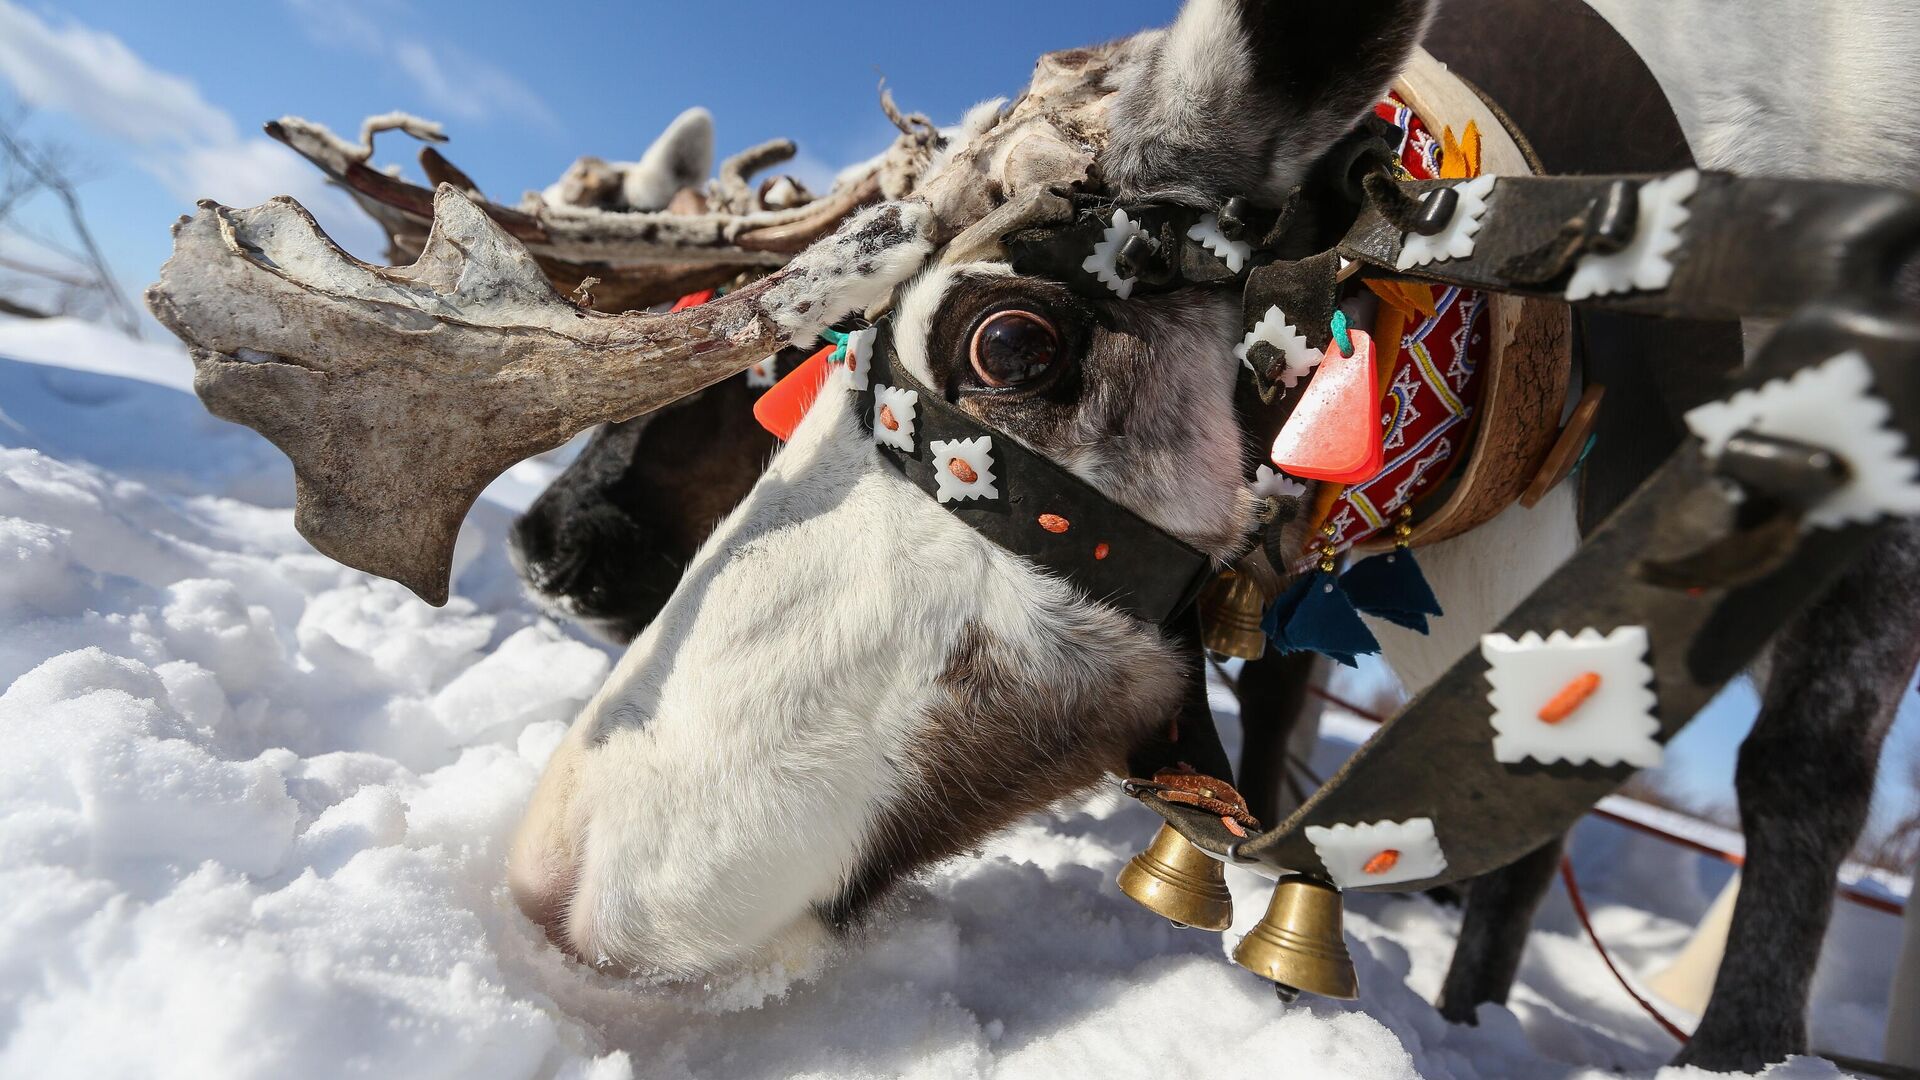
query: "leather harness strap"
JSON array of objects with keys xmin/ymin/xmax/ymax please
[
  {"xmin": 1420, "ymin": 0, "xmax": 1744, "ymax": 535},
  {"xmin": 855, "ymin": 322, "xmax": 1216, "ymax": 628}
]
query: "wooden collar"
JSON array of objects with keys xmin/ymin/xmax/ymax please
[{"xmin": 1351, "ymin": 49, "xmax": 1575, "ymax": 555}]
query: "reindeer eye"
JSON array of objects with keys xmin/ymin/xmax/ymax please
[{"xmin": 968, "ymin": 310, "xmax": 1059, "ymax": 388}]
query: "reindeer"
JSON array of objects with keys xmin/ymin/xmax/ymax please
[
  {"xmin": 148, "ymin": 0, "xmax": 1920, "ymax": 1071},
  {"xmin": 502, "ymin": 5, "xmax": 1920, "ymax": 1070}
]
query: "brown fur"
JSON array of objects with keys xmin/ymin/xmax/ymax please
[{"xmin": 823, "ymin": 615, "xmax": 1187, "ymax": 927}]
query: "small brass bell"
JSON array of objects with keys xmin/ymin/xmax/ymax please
[
  {"xmin": 1197, "ymin": 568, "xmax": 1267, "ymax": 660},
  {"xmin": 1232, "ymin": 875, "xmax": 1358, "ymax": 1000},
  {"xmin": 1117, "ymin": 824, "xmax": 1234, "ymax": 931}
]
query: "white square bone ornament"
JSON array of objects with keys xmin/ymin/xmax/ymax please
[
  {"xmin": 1684, "ymin": 351, "xmax": 1920, "ymax": 530},
  {"xmin": 1305, "ymin": 818, "xmax": 1447, "ymax": 889},
  {"xmin": 1397, "ymin": 174, "xmax": 1497, "ymax": 271},
  {"xmin": 1235, "ymin": 306, "xmax": 1323, "ymax": 388},
  {"xmin": 871, "ymin": 384, "xmax": 919, "ymax": 453},
  {"xmin": 1565, "ymin": 170, "xmax": 1699, "ymax": 301},
  {"xmin": 1250, "ymin": 464, "xmax": 1308, "ymax": 500},
  {"xmin": 1082, "ymin": 208, "xmax": 1145, "ymax": 299},
  {"xmin": 931, "ymin": 437, "xmax": 1000, "ymax": 503},
  {"xmin": 839, "ymin": 326, "xmax": 877, "ymax": 391},
  {"xmin": 1481, "ymin": 626, "xmax": 1662, "ymax": 769},
  {"xmin": 1187, "ymin": 212, "xmax": 1252, "ymax": 273}
]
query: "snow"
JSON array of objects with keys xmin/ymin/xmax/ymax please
[{"xmin": 0, "ymin": 312, "xmax": 1905, "ymax": 1078}]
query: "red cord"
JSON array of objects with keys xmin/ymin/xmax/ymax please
[
  {"xmin": 1559, "ymin": 854, "xmax": 1693, "ymax": 1044},
  {"xmin": 1307, "ymin": 683, "xmax": 1388, "ymax": 723}
]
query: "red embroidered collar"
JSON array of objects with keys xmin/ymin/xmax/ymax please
[{"xmin": 1299, "ymin": 97, "xmax": 1493, "ymax": 564}]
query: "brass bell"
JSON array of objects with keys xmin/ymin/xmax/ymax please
[
  {"xmin": 1117, "ymin": 824, "xmax": 1234, "ymax": 931},
  {"xmin": 1197, "ymin": 568, "xmax": 1267, "ymax": 660},
  {"xmin": 1232, "ymin": 875, "xmax": 1358, "ymax": 1000}
]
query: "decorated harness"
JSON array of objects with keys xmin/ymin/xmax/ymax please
[
  {"xmin": 155, "ymin": 28, "xmax": 1920, "ymax": 1010},
  {"xmin": 742, "ymin": 50, "xmax": 1920, "ymax": 986}
]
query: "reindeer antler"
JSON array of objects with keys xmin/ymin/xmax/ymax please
[{"xmin": 148, "ymin": 186, "xmax": 931, "ymax": 603}]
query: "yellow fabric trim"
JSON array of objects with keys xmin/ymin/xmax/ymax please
[
  {"xmin": 1306, "ymin": 477, "xmax": 1347, "ymax": 542},
  {"xmin": 1366, "ymin": 280, "xmax": 1439, "ymax": 322},
  {"xmin": 1440, "ymin": 121, "xmax": 1483, "ymax": 180},
  {"xmin": 1373, "ymin": 302, "xmax": 1408, "ymax": 399},
  {"xmin": 1411, "ymin": 341, "xmax": 1466, "ymax": 416},
  {"xmin": 1349, "ymin": 489, "xmax": 1386, "ymax": 530}
]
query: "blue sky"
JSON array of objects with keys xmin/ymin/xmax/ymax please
[
  {"xmin": 3, "ymin": 0, "xmax": 1916, "ymax": 841},
  {"xmin": 0, "ymin": 0, "xmax": 1178, "ymax": 302}
]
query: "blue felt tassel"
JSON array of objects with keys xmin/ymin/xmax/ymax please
[
  {"xmin": 1260, "ymin": 571, "xmax": 1312, "ymax": 643},
  {"xmin": 1340, "ymin": 546, "xmax": 1443, "ymax": 634},
  {"xmin": 1261, "ymin": 568, "xmax": 1381, "ymax": 668}
]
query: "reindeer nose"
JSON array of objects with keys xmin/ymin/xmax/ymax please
[
  {"xmin": 509, "ymin": 850, "xmax": 586, "ymax": 956},
  {"xmin": 508, "ymin": 506, "xmax": 562, "ymax": 585}
]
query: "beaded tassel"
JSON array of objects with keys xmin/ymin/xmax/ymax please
[
  {"xmin": 1262, "ymin": 523, "xmax": 1381, "ymax": 668},
  {"xmin": 1340, "ymin": 506, "xmax": 1443, "ymax": 633}
]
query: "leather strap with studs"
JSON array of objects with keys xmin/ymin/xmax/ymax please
[{"xmin": 856, "ymin": 319, "xmax": 1215, "ymax": 627}]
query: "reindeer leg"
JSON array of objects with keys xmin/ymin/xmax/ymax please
[
  {"xmin": 1234, "ymin": 651, "xmax": 1318, "ymax": 826},
  {"xmin": 1435, "ymin": 834, "xmax": 1566, "ymax": 1024},
  {"xmin": 1677, "ymin": 522, "xmax": 1920, "ymax": 1072}
]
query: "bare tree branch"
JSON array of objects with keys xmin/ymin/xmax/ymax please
[{"xmin": 0, "ymin": 116, "xmax": 141, "ymax": 336}]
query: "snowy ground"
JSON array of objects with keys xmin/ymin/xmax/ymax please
[{"xmin": 0, "ymin": 314, "xmax": 1906, "ymax": 1079}]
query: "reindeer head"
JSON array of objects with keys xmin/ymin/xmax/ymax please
[{"xmin": 150, "ymin": 0, "xmax": 1432, "ymax": 976}]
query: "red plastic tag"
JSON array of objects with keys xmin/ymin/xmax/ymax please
[
  {"xmin": 669, "ymin": 289, "xmax": 716, "ymax": 312},
  {"xmin": 1269, "ymin": 329, "xmax": 1385, "ymax": 485},
  {"xmin": 752, "ymin": 345, "xmax": 838, "ymax": 441}
]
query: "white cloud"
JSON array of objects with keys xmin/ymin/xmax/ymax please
[
  {"xmin": 0, "ymin": 1, "xmax": 234, "ymax": 147},
  {"xmin": 0, "ymin": 2, "xmax": 386, "ymax": 273},
  {"xmin": 391, "ymin": 41, "xmax": 556, "ymax": 127},
  {"xmin": 150, "ymin": 139, "xmax": 386, "ymax": 257},
  {"xmin": 285, "ymin": 0, "xmax": 555, "ymax": 129}
]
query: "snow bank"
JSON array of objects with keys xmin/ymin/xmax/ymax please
[{"xmin": 0, "ymin": 322, "xmax": 1900, "ymax": 1078}]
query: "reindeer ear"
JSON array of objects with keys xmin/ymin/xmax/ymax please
[
  {"xmin": 623, "ymin": 106, "xmax": 716, "ymax": 211},
  {"xmin": 1104, "ymin": 0, "xmax": 1434, "ymax": 204}
]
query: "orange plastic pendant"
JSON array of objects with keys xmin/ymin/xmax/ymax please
[
  {"xmin": 751, "ymin": 344, "xmax": 837, "ymax": 441},
  {"xmin": 669, "ymin": 288, "xmax": 716, "ymax": 312},
  {"xmin": 1269, "ymin": 328, "xmax": 1384, "ymax": 485}
]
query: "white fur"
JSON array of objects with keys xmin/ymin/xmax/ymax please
[
  {"xmin": 1369, "ymin": 485, "xmax": 1581, "ymax": 698},
  {"xmin": 509, "ymin": 266, "xmax": 1150, "ymax": 976},
  {"xmin": 1584, "ymin": 0, "xmax": 1920, "ymax": 185},
  {"xmin": 1153, "ymin": 0, "xmax": 1253, "ymax": 135},
  {"xmin": 762, "ymin": 203, "xmax": 934, "ymax": 338},
  {"xmin": 540, "ymin": 106, "xmax": 714, "ymax": 212}
]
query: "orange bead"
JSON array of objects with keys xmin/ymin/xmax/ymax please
[
  {"xmin": 1538, "ymin": 671, "xmax": 1603, "ymax": 725},
  {"xmin": 1363, "ymin": 849, "xmax": 1401, "ymax": 875}
]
